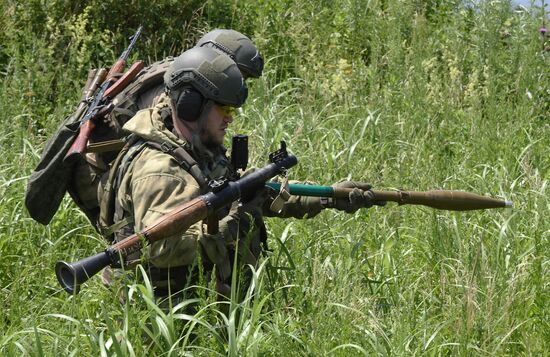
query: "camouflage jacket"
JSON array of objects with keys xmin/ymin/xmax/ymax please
[{"xmin": 112, "ymin": 96, "xmax": 324, "ymax": 273}]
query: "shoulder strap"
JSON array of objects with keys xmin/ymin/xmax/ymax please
[
  {"xmin": 145, "ymin": 141, "xmax": 209, "ymax": 191},
  {"xmin": 98, "ymin": 138, "xmax": 210, "ymax": 242},
  {"xmin": 98, "ymin": 135, "xmax": 145, "ymax": 241}
]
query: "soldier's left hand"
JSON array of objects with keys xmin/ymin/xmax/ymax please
[{"xmin": 329, "ymin": 181, "xmax": 386, "ymax": 213}]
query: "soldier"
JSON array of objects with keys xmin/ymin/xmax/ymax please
[{"xmin": 101, "ymin": 45, "xmax": 378, "ymax": 303}]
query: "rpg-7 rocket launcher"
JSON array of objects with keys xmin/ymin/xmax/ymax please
[{"xmin": 56, "ymin": 142, "xmax": 297, "ymax": 294}]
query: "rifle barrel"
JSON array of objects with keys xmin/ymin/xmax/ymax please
[
  {"xmin": 121, "ymin": 26, "xmax": 143, "ymax": 61},
  {"xmin": 109, "ymin": 26, "xmax": 143, "ymax": 77}
]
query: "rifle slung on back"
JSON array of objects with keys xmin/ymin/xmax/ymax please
[{"xmin": 64, "ymin": 26, "xmax": 144, "ymax": 164}]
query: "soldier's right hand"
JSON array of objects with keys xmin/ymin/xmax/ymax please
[{"xmin": 230, "ymin": 186, "xmax": 269, "ymax": 218}]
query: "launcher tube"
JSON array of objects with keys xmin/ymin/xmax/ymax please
[{"xmin": 56, "ymin": 151, "xmax": 297, "ymax": 294}]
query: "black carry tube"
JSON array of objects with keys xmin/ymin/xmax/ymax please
[{"xmin": 203, "ymin": 153, "xmax": 297, "ymax": 214}]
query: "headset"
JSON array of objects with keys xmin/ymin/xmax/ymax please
[{"xmin": 170, "ymin": 87, "xmax": 205, "ymax": 122}]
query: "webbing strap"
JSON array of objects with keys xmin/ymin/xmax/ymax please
[
  {"xmin": 104, "ymin": 216, "xmax": 134, "ymax": 236},
  {"xmin": 101, "ymin": 138, "xmax": 208, "ymax": 242},
  {"xmin": 111, "ymin": 106, "xmax": 136, "ymax": 118},
  {"xmin": 86, "ymin": 139, "xmax": 127, "ymax": 153},
  {"xmin": 146, "ymin": 141, "xmax": 209, "ymax": 191},
  {"xmin": 98, "ymin": 135, "xmax": 143, "ymax": 241}
]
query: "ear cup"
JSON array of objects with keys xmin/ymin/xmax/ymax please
[{"xmin": 174, "ymin": 89, "xmax": 204, "ymax": 122}]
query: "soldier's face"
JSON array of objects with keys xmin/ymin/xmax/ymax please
[{"xmin": 201, "ymin": 103, "xmax": 234, "ymax": 146}]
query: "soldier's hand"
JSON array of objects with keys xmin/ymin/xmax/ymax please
[
  {"xmin": 199, "ymin": 231, "xmax": 231, "ymax": 281},
  {"xmin": 229, "ymin": 186, "xmax": 269, "ymax": 218},
  {"xmin": 329, "ymin": 181, "xmax": 385, "ymax": 213}
]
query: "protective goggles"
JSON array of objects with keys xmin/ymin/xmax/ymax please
[{"xmin": 218, "ymin": 104, "xmax": 238, "ymax": 117}]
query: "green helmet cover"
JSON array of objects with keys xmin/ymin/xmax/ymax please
[
  {"xmin": 164, "ymin": 46, "xmax": 248, "ymax": 107},
  {"xmin": 196, "ymin": 29, "xmax": 264, "ymax": 78}
]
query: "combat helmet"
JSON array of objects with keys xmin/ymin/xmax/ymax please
[
  {"xmin": 196, "ymin": 29, "xmax": 264, "ymax": 78},
  {"xmin": 164, "ymin": 46, "xmax": 248, "ymax": 108}
]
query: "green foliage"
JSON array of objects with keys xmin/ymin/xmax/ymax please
[{"xmin": 1, "ymin": 0, "xmax": 549, "ymax": 355}]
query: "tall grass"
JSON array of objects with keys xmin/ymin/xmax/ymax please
[{"xmin": 1, "ymin": 0, "xmax": 549, "ymax": 355}]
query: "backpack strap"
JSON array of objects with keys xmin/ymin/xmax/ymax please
[
  {"xmin": 86, "ymin": 138, "xmax": 127, "ymax": 154},
  {"xmin": 99, "ymin": 137, "xmax": 210, "ymax": 242},
  {"xmin": 145, "ymin": 141, "xmax": 209, "ymax": 192},
  {"xmin": 98, "ymin": 135, "xmax": 145, "ymax": 242}
]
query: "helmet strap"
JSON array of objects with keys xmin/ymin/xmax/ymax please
[{"xmin": 197, "ymin": 100, "xmax": 215, "ymax": 133}]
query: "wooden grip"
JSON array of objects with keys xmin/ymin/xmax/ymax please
[
  {"xmin": 64, "ymin": 120, "xmax": 96, "ymax": 164},
  {"xmin": 107, "ymin": 59, "xmax": 126, "ymax": 80},
  {"xmin": 111, "ymin": 197, "xmax": 208, "ymax": 254}
]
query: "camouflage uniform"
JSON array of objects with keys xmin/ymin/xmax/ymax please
[{"xmin": 107, "ymin": 94, "xmax": 323, "ymax": 297}]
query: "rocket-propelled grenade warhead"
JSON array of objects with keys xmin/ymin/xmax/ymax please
[
  {"xmin": 264, "ymin": 183, "xmax": 512, "ymax": 211},
  {"xmin": 369, "ymin": 189, "xmax": 512, "ymax": 211}
]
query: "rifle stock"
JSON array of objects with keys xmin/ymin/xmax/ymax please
[{"xmin": 56, "ymin": 144, "xmax": 297, "ymax": 294}]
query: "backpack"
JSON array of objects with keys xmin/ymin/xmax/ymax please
[{"xmin": 25, "ymin": 57, "xmax": 174, "ymax": 227}]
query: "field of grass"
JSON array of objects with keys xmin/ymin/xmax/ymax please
[{"xmin": 1, "ymin": 0, "xmax": 549, "ymax": 355}]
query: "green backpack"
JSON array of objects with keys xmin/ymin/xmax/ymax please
[{"xmin": 24, "ymin": 57, "xmax": 174, "ymax": 227}]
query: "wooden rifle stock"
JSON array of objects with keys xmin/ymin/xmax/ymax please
[{"xmin": 64, "ymin": 61, "xmax": 144, "ymax": 164}]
